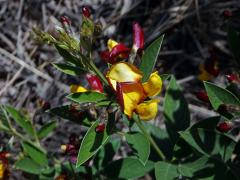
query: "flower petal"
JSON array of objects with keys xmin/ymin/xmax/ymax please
[
  {"xmin": 70, "ymin": 85, "xmax": 88, "ymax": 93},
  {"xmin": 109, "ymin": 43, "xmax": 130, "ymax": 60},
  {"xmin": 86, "ymin": 74, "xmax": 104, "ymax": 93},
  {"xmin": 0, "ymin": 162, "xmax": 6, "ymax": 179},
  {"xmin": 142, "ymin": 71, "xmax": 162, "ymax": 97},
  {"xmin": 106, "ymin": 62, "xmax": 143, "ymax": 90},
  {"xmin": 117, "ymin": 82, "xmax": 146, "ymax": 118},
  {"xmin": 107, "ymin": 39, "xmax": 118, "ymax": 51},
  {"xmin": 133, "ymin": 22, "xmax": 144, "ymax": 51},
  {"xmin": 136, "ymin": 99, "xmax": 159, "ymax": 120}
]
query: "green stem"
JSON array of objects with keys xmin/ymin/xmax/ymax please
[
  {"xmin": 31, "ymin": 112, "xmax": 41, "ymax": 146},
  {"xmin": 133, "ymin": 115, "xmax": 166, "ymax": 161},
  {"xmin": 89, "ymin": 61, "xmax": 109, "ymax": 85}
]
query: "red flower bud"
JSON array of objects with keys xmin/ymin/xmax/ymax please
[
  {"xmin": 86, "ymin": 74, "xmax": 104, "ymax": 93},
  {"xmin": 226, "ymin": 74, "xmax": 239, "ymax": 83},
  {"xmin": 133, "ymin": 22, "xmax": 144, "ymax": 51},
  {"xmin": 216, "ymin": 121, "xmax": 233, "ymax": 133},
  {"xmin": 82, "ymin": 6, "xmax": 91, "ymax": 18},
  {"xmin": 0, "ymin": 152, "xmax": 10, "ymax": 165},
  {"xmin": 60, "ymin": 16, "xmax": 71, "ymax": 25},
  {"xmin": 223, "ymin": 10, "xmax": 233, "ymax": 18},
  {"xmin": 99, "ymin": 50, "xmax": 112, "ymax": 63},
  {"xmin": 204, "ymin": 59, "xmax": 219, "ymax": 77},
  {"xmin": 39, "ymin": 99, "xmax": 51, "ymax": 111},
  {"xmin": 109, "ymin": 43, "xmax": 130, "ymax": 60},
  {"xmin": 195, "ymin": 91, "xmax": 210, "ymax": 103},
  {"xmin": 95, "ymin": 123, "xmax": 105, "ymax": 133}
]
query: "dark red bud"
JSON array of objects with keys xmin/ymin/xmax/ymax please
[
  {"xmin": 204, "ymin": 59, "xmax": 219, "ymax": 77},
  {"xmin": 95, "ymin": 123, "xmax": 105, "ymax": 133},
  {"xmin": 99, "ymin": 50, "xmax": 113, "ymax": 63},
  {"xmin": 39, "ymin": 99, "xmax": 51, "ymax": 110},
  {"xmin": 60, "ymin": 16, "xmax": 71, "ymax": 25},
  {"xmin": 223, "ymin": 10, "xmax": 233, "ymax": 18},
  {"xmin": 109, "ymin": 43, "xmax": 130, "ymax": 60},
  {"xmin": 55, "ymin": 174, "xmax": 68, "ymax": 180},
  {"xmin": 86, "ymin": 74, "xmax": 104, "ymax": 93},
  {"xmin": 0, "ymin": 152, "xmax": 9, "ymax": 165},
  {"xmin": 133, "ymin": 22, "xmax": 144, "ymax": 51},
  {"xmin": 82, "ymin": 6, "xmax": 91, "ymax": 18},
  {"xmin": 226, "ymin": 74, "xmax": 239, "ymax": 83},
  {"xmin": 195, "ymin": 91, "xmax": 210, "ymax": 103},
  {"xmin": 66, "ymin": 144, "xmax": 76, "ymax": 153},
  {"xmin": 216, "ymin": 121, "xmax": 232, "ymax": 132}
]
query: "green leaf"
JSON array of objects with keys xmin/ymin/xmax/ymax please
[
  {"xmin": 228, "ymin": 28, "xmax": 240, "ymax": 66},
  {"xmin": 52, "ymin": 63, "xmax": 85, "ymax": 76},
  {"xmin": 103, "ymin": 158, "xmax": 154, "ymax": 179},
  {"xmin": 191, "ymin": 116, "xmax": 221, "ymax": 130},
  {"xmin": 15, "ymin": 157, "xmax": 43, "ymax": 174},
  {"xmin": 21, "ymin": 141, "xmax": 48, "ymax": 166},
  {"xmin": 5, "ymin": 106, "xmax": 34, "ymax": 136},
  {"xmin": 67, "ymin": 92, "xmax": 108, "ymax": 104},
  {"xmin": 37, "ymin": 121, "xmax": 56, "ymax": 139},
  {"xmin": 93, "ymin": 137, "xmax": 121, "ymax": 173},
  {"xmin": 131, "ymin": 121, "xmax": 173, "ymax": 159},
  {"xmin": 48, "ymin": 105, "xmax": 91, "ymax": 126},
  {"xmin": 163, "ymin": 76, "xmax": 190, "ymax": 143},
  {"xmin": 125, "ymin": 132, "xmax": 150, "ymax": 165},
  {"xmin": 178, "ymin": 156, "xmax": 239, "ymax": 179},
  {"xmin": 140, "ymin": 35, "xmax": 164, "ymax": 82},
  {"xmin": 0, "ymin": 106, "xmax": 10, "ymax": 132},
  {"xmin": 55, "ymin": 44, "xmax": 80, "ymax": 65},
  {"xmin": 179, "ymin": 128, "xmax": 236, "ymax": 162},
  {"xmin": 155, "ymin": 161, "xmax": 179, "ymax": 180},
  {"xmin": 204, "ymin": 81, "xmax": 240, "ymax": 119},
  {"xmin": 178, "ymin": 156, "xmax": 210, "ymax": 178},
  {"xmin": 76, "ymin": 120, "xmax": 110, "ymax": 167},
  {"xmin": 160, "ymin": 74, "xmax": 171, "ymax": 81}
]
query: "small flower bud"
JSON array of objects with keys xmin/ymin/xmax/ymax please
[
  {"xmin": 39, "ymin": 99, "xmax": 51, "ymax": 111},
  {"xmin": 95, "ymin": 123, "xmax": 105, "ymax": 133},
  {"xmin": 82, "ymin": 6, "xmax": 91, "ymax": 18},
  {"xmin": 86, "ymin": 74, "xmax": 104, "ymax": 93},
  {"xmin": 133, "ymin": 22, "xmax": 144, "ymax": 52},
  {"xmin": 226, "ymin": 74, "xmax": 239, "ymax": 83},
  {"xmin": 216, "ymin": 121, "xmax": 233, "ymax": 133},
  {"xmin": 60, "ymin": 16, "xmax": 71, "ymax": 25},
  {"xmin": 195, "ymin": 91, "xmax": 210, "ymax": 103},
  {"xmin": 223, "ymin": 10, "xmax": 233, "ymax": 18}
]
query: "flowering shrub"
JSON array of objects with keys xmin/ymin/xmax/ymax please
[{"xmin": 0, "ymin": 6, "xmax": 240, "ymax": 180}]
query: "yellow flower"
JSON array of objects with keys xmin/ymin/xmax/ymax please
[
  {"xmin": 107, "ymin": 62, "xmax": 162, "ymax": 120},
  {"xmin": 107, "ymin": 39, "xmax": 118, "ymax": 51},
  {"xmin": 0, "ymin": 161, "xmax": 6, "ymax": 180},
  {"xmin": 70, "ymin": 85, "xmax": 88, "ymax": 93}
]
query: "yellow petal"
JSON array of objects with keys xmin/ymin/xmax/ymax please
[
  {"xmin": 107, "ymin": 39, "xmax": 118, "ymax": 51},
  {"xmin": 143, "ymin": 71, "xmax": 162, "ymax": 97},
  {"xmin": 117, "ymin": 82, "xmax": 146, "ymax": 118},
  {"xmin": 70, "ymin": 85, "xmax": 88, "ymax": 93},
  {"xmin": 136, "ymin": 99, "xmax": 160, "ymax": 121},
  {"xmin": 198, "ymin": 64, "xmax": 213, "ymax": 81},
  {"xmin": 106, "ymin": 62, "xmax": 143, "ymax": 90},
  {"xmin": 0, "ymin": 162, "xmax": 6, "ymax": 179}
]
